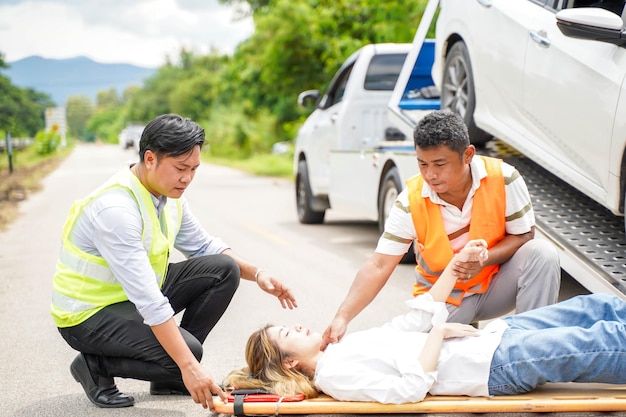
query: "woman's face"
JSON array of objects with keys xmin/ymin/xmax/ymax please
[{"xmin": 267, "ymin": 325, "xmax": 322, "ymax": 364}]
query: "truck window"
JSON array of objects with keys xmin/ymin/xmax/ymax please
[
  {"xmin": 319, "ymin": 64, "xmax": 354, "ymax": 109},
  {"xmin": 364, "ymin": 53, "xmax": 408, "ymax": 91},
  {"xmin": 330, "ymin": 66, "xmax": 352, "ymax": 107}
]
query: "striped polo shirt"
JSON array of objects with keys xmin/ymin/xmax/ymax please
[{"xmin": 376, "ymin": 157, "xmax": 535, "ymax": 256}]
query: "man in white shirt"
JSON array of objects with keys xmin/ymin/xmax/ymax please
[
  {"xmin": 321, "ymin": 110, "xmax": 560, "ymax": 349},
  {"xmin": 52, "ymin": 114, "xmax": 297, "ymax": 411}
]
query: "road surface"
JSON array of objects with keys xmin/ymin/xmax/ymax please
[{"xmin": 0, "ymin": 143, "xmax": 602, "ymax": 417}]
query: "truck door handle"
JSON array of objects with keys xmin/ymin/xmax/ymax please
[
  {"xmin": 529, "ymin": 30, "xmax": 551, "ymax": 47},
  {"xmin": 330, "ymin": 113, "xmax": 338, "ymax": 124},
  {"xmin": 476, "ymin": 0, "xmax": 492, "ymax": 7}
]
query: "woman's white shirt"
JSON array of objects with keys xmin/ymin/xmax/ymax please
[{"xmin": 314, "ymin": 294, "xmax": 507, "ymax": 404}]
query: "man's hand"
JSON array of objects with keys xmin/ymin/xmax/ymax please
[
  {"xmin": 256, "ymin": 271, "xmax": 298, "ymax": 309},
  {"xmin": 320, "ymin": 317, "xmax": 348, "ymax": 351},
  {"xmin": 452, "ymin": 239, "xmax": 488, "ymax": 280},
  {"xmin": 181, "ymin": 363, "xmax": 228, "ymax": 411}
]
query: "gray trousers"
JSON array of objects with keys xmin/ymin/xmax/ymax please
[{"xmin": 445, "ymin": 239, "xmax": 561, "ymax": 324}]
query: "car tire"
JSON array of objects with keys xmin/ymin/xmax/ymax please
[
  {"xmin": 378, "ymin": 168, "xmax": 415, "ymax": 265},
  {"xmin": 296, "ymin": 160, "xmax": 325, "ymax": 224},
  {"xmin": 441, "ymin": 41, "xmax": 492, "ymax": 146}
]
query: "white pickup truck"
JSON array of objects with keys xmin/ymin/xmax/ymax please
[{"xmin": 293, "ymin": 42, "xmax": 439, "ymax": 241}]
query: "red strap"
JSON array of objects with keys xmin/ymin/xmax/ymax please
[{"xmin": 228, "ymin": 393, "xmax": 305, "ymax": 403}]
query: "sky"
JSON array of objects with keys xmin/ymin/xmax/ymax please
[{"xmin": 0, "ymin": 0, "xmax": 255, "ymax": 68}]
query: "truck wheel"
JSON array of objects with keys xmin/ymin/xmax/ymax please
[
  {"xmin": 378, "ymin": 168, "xmax": 415, "ymax": 264},
  {"xmin": 441, "ymin": 42, "xmax": 492, "ymax": 146},
  {"xmin": 296, "ymin": 160, "xmax": 325, "ymax": 224}
]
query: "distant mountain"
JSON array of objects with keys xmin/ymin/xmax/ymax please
[{"xmin": 1, "ymin": 56, "xmax": 157, "ymax": 106}]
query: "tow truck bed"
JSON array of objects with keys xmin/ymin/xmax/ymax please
[{"xmin": 481, "ymin": 141, "xmax": 626, "ymax": 298}]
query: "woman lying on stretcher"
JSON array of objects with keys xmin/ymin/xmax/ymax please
[{"xmin": 224, "ymin": 239, "xmax": 626, "ymax": 404}]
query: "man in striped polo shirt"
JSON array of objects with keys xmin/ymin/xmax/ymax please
[{"xmin": 321, "ymin": 110, "xmax": 560, "ymax": 349}]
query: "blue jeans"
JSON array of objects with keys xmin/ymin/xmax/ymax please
[{"xmin": 488, "ymin": 293, "xmax": 626, "ymax": 395}]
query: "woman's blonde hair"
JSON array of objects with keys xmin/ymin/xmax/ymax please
[{"xmin": 223, "ymin": 324, "xmax": 319, "ymax": 398}]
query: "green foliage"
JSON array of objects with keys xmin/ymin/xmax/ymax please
[
  {"xmin": 34, "ymin": 128, "xmax": 61, "ymax": 155},
  {"xmin": 19, "ymin": 89, "xmax": 55, "ymax": 136},
  {"xmin": 204, "ymin": 152, "xmax": 294, "ymax": 178},
  {"xmin": 82, "ymin": 89, "xmax": 129, "ymax": 144},
  {"xmin": 212, "ymin": 0, "xmax": 430, "ymax": 150},
  {"xmin": 96, "ymin": 88, "xmax": 124, "ymax": 110},
  {"xmin": 124, "ymin": 58, "xmax": 190, "ymax": 122},
  {"xmin": 0, "ymin": 1, "xmax": 434, "ymax": 178},
  {"xmin": 0, "ymin": 52, "xmax": 53, "ymax": 137},
  {"xmin": 87, "ymin": 110, "xmax": 123, "ymax": 144},
  {"xmin": 202, "ymin": 104, "xmax": 280, "ymax": 158},
  {"xmin": 16, "ymin": 0, "xmax": 430, "ymax": 171},
  {"xmin": 66, "ymin": 96, "xmax": 94, "ymax": 140}
]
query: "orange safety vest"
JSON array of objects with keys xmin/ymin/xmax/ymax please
[{"xmin": 407, "ymin": 156, "xmax": 505, "ymax": 306}]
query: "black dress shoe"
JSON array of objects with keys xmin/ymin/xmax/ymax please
[
  {"xmin": 70, "ymin": 353, "xmax": 134, "ymax": 408},
  {"xmin": 150, "ymin": 380, "xmax": 190, "ymax": 395}
]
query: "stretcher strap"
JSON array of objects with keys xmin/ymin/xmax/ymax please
[
  {"xmin": 233, "ymin": 394, "xmax": 246, "ymax": 416},
  {"xmin": 229, "ymin": 389, "xmax": 305, "ymax": 416}
]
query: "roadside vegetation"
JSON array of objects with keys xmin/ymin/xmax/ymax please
[
  {"xmin": 0, "ymin": 0, "xmax": 431, "ymax": 229},
  {"xmin": 0, "ymin": 140, "xmax": 73, "ymax": 230},
  {"xmin": 65, "ymin": 0, "xmax": 430, "ymax": 164}
]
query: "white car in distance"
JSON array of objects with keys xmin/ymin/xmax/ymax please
[{"xmin": 118, "ymin": 124, "xmax": 145, "ymax": 152}]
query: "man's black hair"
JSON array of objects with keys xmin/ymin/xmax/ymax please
[
  {"xmin": 139, "ymin": 114, "xmax": 205, "ymax": 162},
  {"xmin": 413, "ymin": 110, "xmax": 469, "ymax": 156}
]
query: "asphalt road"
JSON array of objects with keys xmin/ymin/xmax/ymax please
[{"xmin": 0, "ymin": 143, "xmax": 614, "ymax": 417}]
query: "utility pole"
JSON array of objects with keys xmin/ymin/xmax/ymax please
[{"xmin": 5, "ymin": 132, "xmax": 13, "ymax": 174}]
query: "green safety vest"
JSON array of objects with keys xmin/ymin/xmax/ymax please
[{"xmin": 51, "ymin": 168, "xmax": 182, "ymax": 328}]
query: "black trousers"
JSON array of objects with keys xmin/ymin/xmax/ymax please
[{"xmin": 58, "ymin": 254, "xmax": 240, "ymax": 382}]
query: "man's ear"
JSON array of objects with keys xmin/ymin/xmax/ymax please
[
  {"xmin": 463, "ymin": 145, "xmax": 475, "ymax": 164},
  {"xmin": 283, "ymin": 358, "xmax": 299, "ymax": 370},
  {"xmin": 144, "ymin": 149, "xmax": 156, "ymax": 169}
]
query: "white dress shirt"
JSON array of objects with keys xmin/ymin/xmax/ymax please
[
  {"xmin": 314, "ymin": 294, "xmax": 507, "ymax": 404},
  {"xmin": 70, "ymin": 172, "xmax": 230, "ymax": 326}
]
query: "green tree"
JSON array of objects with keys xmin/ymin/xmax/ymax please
[
  {"xmin": 19, "ymin": 88, "xmax": 55, "ymax": 136},
  {"xmin": 96, "ymin": 88, "xmax": 123, "ymax": 110},
  {"xmin": 66, "ymin": 96, "xmax": 94, "ymax": 140},
  {"xmin": 0, "ymin": 52, "xmax": 53, "ymax": 137},
  {"xmin": 124, "ymin": 58, "xmax": 186, "ymax": 123},
  {"xmin": 84, "ymin": 0, "xmax": 431, "ymax": 157},
  {"xmin": 213, "ymin": 0, "xmax": 428, "ymax": 148},
  {"xmin": 168, "ymin": 52, "xmax": 228, "ymax": 121}
]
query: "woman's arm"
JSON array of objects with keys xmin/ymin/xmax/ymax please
[
  {"xmin": 414, "ymin": 241, "xmax": 486, "ymax": 372},
  {"xmin": 384, "ymin": 240, "xmax": 489, "ymax": 333},
  {"xmin": 428, "ymin": 239, "xmax": 488, "ymax": 303},
  {"xmin": 418, "ymin": 323, "xmax": 479, "ymax": 372}
]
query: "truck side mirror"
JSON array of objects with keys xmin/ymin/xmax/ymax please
[{"xmin": 298, "ymin": 90, "xmax": 321, "ymax": 108}]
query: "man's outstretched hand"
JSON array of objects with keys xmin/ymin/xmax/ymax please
[{"xmin": 256, "ymin": 271, "xmax": 298, "ymax": 309}]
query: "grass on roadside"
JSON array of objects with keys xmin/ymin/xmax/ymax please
[
  {"xmin": 203, "ymin": 152, "xmax": 295, "ymax": 180},
  {"xmin": 0, "ymin": 144, "xmax": 73, "ymax": 231}
]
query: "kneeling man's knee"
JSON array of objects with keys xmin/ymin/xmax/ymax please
[{"xmin": 522, "ymin": 239, "xmax": 559, "ymax": 265}]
